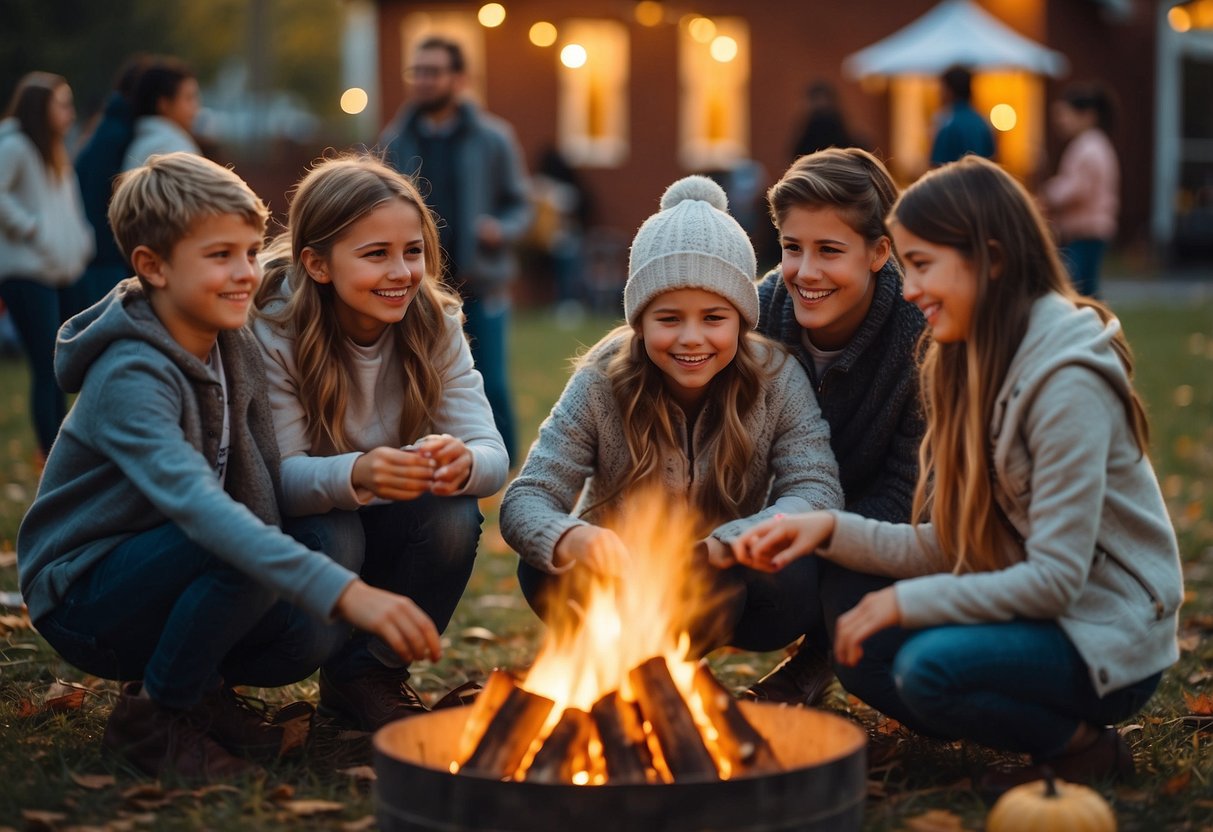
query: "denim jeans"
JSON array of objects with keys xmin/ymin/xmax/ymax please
[
  {"xmin": 462, "ymin": 291, "xmax": 517, "ymax": 465},
  {"xmin": 34, "ymin": 522, "xmax": 350, "ymax": 709},
  {"xmin": 0, "ymin": 278, "xmax": 69, "ymax": 454},
  {"xmin": 1060, "ymin": 238, "xmax": 1106, "ymax": 298},
  {"xmin": 517, "ymin": 551, "xmax": 821, "ymax": 655},
  {"xmin": 857, "ymin": 619, "xmax": 1160, "ymax": 757},
  {"xmin": 288, "ymin": 493, "xmax": 482, "ymax": 681}
]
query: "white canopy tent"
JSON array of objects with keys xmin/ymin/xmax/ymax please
[{"xmin": 842, "ymin": 0, "xmax": 1070, "ymax": 79}]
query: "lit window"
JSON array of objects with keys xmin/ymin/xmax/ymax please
[
  {"xmin": 679, "ymin": 17, "xmax": 750, "ymax": 170},
  {"xmin": 557, "ymin": 19, "xmax": 629, "ymax": 167}
]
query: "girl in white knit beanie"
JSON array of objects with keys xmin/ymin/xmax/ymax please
[{"xmin": 501, "ymin": 175, "xmax": 844, "ymax": 655}]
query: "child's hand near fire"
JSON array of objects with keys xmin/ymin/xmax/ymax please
[
  {"xmin": 732, "ymin": 511, "xmax": 837, "ymax": 572},
  {"xmin": 554, "ymin": 525, "xmax": 631, "ymax": 577}
]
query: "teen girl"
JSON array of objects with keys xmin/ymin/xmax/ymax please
[
  {"xmin": 748, "ymin": 147, "xmax": 926, "ymax": 704},
  {"xmin": 736, "ymin": 155, "xmax": 1182, "ymax": 791},
  {"xmin": 252, "ymin": 155, "xmax": 508, "ymax": 731},
  {"xmin": 500, "ymin": 175, "xmax": 844, "ymax": 655}
]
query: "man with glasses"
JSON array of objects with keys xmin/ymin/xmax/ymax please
[{"xmin": 380, "ymin": 36, "xmax": 532, "ymax": 466}]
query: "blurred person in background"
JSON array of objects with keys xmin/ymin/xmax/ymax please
[
  {"xmin": 0, "ymin": 72, "xmax": 94, "ymax": 460},
  {"xmin": 71, "ymin": 54, "xmax": 146, "ymax": 309},
  {"xmin": 930, "ymin": 65, "xmax": 995, "ymax": 166},
  {"xmin": 790, "ymin": 79, "xmax": 864, "ymax": 160},
  {"xmin": 122, "ymin": 55, "xmax": 200, "ymax": 171},
  {"xmin": 1042, "ymin": 82, "xmax": 1120, "ymax": 298}
]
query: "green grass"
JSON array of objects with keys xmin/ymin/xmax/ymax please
[{"xmin": 0, "ymin": 300, "xmax": 1211, "ymax": 830}]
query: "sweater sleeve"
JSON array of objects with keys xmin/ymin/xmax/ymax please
[
  {"xmin": 845, "ymin": 373, "xmax": 924, "ymax": 523},
  {"xmin": 431, "ymin": 310, "xmax": 509, "ymax": 496},
  {"xmin": 1043, "ymin": 140, "xmax": 1094, "ymax": 211},
  {"xmin": 0, "ymin": 136, "xmax": 38, "ymax": 239},
  {"xmin": 711, "ymin": 356, "xmax": 844, "ymax": 542},
  {"xmin": 499, "ymin": 364, "xmax": 606, "ymax": 572},
  {"xmin": 76, "ymin": 350, "xmax": 358, "ymax": 619},
  {"xmin": 890, "ymin": 367, "xmax": 1114, "ymax": 629},
  {"xmin": 252, "ymin": 317, "xmax": 366, "ymax": 516}
]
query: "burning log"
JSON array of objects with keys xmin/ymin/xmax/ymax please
[
  {"xmin": 628, "ymin": 656, "xmax": 718, "ymax": 781},
  {"xmin": 461, "ymin": 682, "xmax": 555, "ymax": 779},
  {"xmin": 590, "ymin": 692, "xmax": 652, "ymax": 784},
  {"xmin": 456, "ymin": 669, "xmax": 519, "ymax": 762},
  {"xmin": 692, "ymin": 664, "xmax": 780, "ymax": 775},
  {"xmin": 525, "ymin": 707, "xmax": 594, "ymax": 784}
]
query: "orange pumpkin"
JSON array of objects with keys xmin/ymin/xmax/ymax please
[{"xmin": 987, "ymin": 776, "xmax": 1117, "ymax": 832}]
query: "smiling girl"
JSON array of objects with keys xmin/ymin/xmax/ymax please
[
  {"xmin": 747, "ymin": 148, "xmax": 926, "ymax": 705},
  {"xmin": 251, "ymin": 155, "xmax": 507, "ymax": 731},
  {"xmin": 501, "ymin": 175, "xmax": 843, "ymax": 656},
  {"xmin": 735, "ymin": 156, "xmax": 1182, "ymax": 796}
]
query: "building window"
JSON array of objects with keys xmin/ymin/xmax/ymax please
[
  {"xmin": 557, "ymin": 19, "xmax": 629, "ymax": 168},
  {"xmin": 678, "ymin": 16, "xmax": 750, "ymax": 171}
]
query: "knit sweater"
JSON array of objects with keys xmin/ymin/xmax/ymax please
[
  {"xmin": 18, "ymin": 279, "xmax": 358, "ymax": 623},
  {"xmin": 756, "ymin": 262, "xmax": 925, "ymax": 522},
  {"xmin": 500, "ymin": 332, "xmax": 844, "ymax": 573},
  {"xmin": 252, "ymin": 294, "xmax": 508, "ymax": 516},
  {"xmin": 821, "ymin": 292, "xmax": 1183, "ymax": 696}
]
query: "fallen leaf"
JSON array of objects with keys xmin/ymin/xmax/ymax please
[
  {"xmin": 902, "ymin": 808, "xmax": 965, "ymax": 831},
  {"xmin": 68, "ymin": 770, "xmax": 116, "ymax": 790},
  {"xmin": 340, "ymin": 818, "xmax": 376, "ymax": 832},
  {"xmin": 279, "ymin": 799, "xmax": 345, "ymax": 817},
  {"xmin": 120, "ymin": 784, "xmax": 164, "ymax": 801},
  {"xmin": 43, "ymin": 689, "xmax": 86, "ymax": 714},
  {"xmin": 0, "ymin": 549, "xmax": 16, "ymax": 568},
  {"xmin": 1188, "ymin": 669, "xmax": 1213, "ymax": 685},
  {"xmin": 192, "ymin": 784, "xmax": 241, "ymax": 798},
  {"xmin": 21, "ymin": 810, "xmax": 67, "ymax": 830},
  {"xmin": 266, "ymin": 783, "xmax": 296, "ymax": 802},
  {"xmin": 1160, "ymin": 769, "xmax": 1192, "ymax": 795},
  {"xmin": 1183, "ymin": 690, "xmax": 1213, "ymax": 716},
  {"xmin": 337, "ymin": 765, "xmax": 377, "ymax": 782},
  {"xmin": 458, "ymin": 626, "xmax": 499, "ymax": 642}
]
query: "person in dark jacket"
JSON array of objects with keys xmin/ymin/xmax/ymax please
[{"xmin": 748, "ymin": 148, "xmax": 926, "ymax": 707}]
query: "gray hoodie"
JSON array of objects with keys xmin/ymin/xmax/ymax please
[
  {"xmin": 18, "ymin": 279, "xmax": 357, "ymax": 623},
  {"xmin": 821, "ymin": 292, "xmax": 1183, "ymax": 696}
]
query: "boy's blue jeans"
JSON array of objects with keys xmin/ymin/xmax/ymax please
[
  {"xmin": 820, "ymin": 564, "xmax": 1160, "ymax": 758},
  {"xmin": 286, "ymin": 493, "xmax": 482, "ymax": 681},
  {"xmin": 34, "ymin": 521, "xmax": 352, "ymax": 709}
]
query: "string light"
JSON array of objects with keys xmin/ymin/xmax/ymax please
[
  {"xmin": 529, "ymin": 21, "xmax": 558, "ymax": 47},
  {"xmin": 478, "ymin": 3, "xmax": 506, "ymax": 28}
]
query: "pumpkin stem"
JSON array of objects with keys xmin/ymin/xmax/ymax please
[{"xmin": 1042, "ymin": 766, "xmax": 1058, "ymax": 797}]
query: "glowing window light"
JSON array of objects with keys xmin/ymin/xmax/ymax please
[
  {"xmin": 529, "ymin": 21, "xmax": 558, "ymax": 47},
  {"xmin": 688, "ymin": 16, "xmax": 716, "ymax": 43},
  {"xmin": 709, "ymin": 35, "xmax": 738, "ymax": 63},
  {"xmin": 634, "ymin": 1, "xmax": 664, "ymax": 27},
  {"xmin": 561, "ymin": 43, "xmax": 588, "ymax": 68},
  {"xmin": 340, "ymin": 87, "xmax": 368, "ymax": 115},
  {"xmin": 1168, "ymin": 6, "xmax": 1192, "ymax": 31},
  {"xmin": 478, "ymin": 3, "xmax": 506, "ymax": 28},
  {"xmin": 990, "ymin": 103, "xmax": 1017, "ymax": 132}
]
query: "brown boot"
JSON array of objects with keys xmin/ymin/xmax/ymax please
[
  {"xmin": 318, "ymin": 666, "xmax": 429, "ymax": 732},
  {"xmin": 190, "ymin": 686, "xmax": 314, "ymax": 762},
  {"xmin": 102, "ymin": 682, "xmax": 263, "ymax": 781},
  {"xmin": 743, "ymin": 644, "xmax": 834, "ymax": 707},
  {"xmin": 978, "ymin": 726, "xmax": 1135, "ymax": 803}
]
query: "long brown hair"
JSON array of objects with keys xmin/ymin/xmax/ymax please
[
  {"xmin": 891, "ymin": 156, "xmax": 1148, "ymax": 573},
  {"xmin": 582, "ymin": 325, "xmax": 783, "ymax": 531},
  {"xmin": 255, "ymin": 154, "xmax": 460, "ymax": 454},
  {"xmin": 4, "ymin": 72, "xmax": 70, "ymax": 177}
]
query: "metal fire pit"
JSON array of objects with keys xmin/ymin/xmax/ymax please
[{"xmin": 373, "ymin": 701, "xmax": 867, "ymax": 832}]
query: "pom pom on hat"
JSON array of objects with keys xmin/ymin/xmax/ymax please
[{"xmin": 625, "ymin": 175, "xmax": 759, "ymax": 328}]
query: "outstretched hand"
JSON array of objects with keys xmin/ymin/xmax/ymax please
[
  {"xmin": 333, "ymin": 579, "xmax": 441, "ymax": 663},
  {"xmin": 351, "ymin": 445, "xmax": 436, "ymax": 501},
  {"xmin": 834, "ymin": 587, "xmax": 900, "ymax": 667},
  {"xmin": 732, "ymin": 511, "xmax": 837, "ymax": 572},
  {"xmin": 554, "ymin": 525, "xmax": 631, "ymax": 578}
]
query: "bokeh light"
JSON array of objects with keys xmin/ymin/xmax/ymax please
[
  {"xmin": 710, "ymin": 35, "xmax": 738, "ymax": 63},
  {"xmin": 478, "ymin": 3, "xmax": 506, "ymax": 28},
  {"xmin": 1168, "ymin": 6, "xmax": 1192, "ymax": 31},
  {"xmin": 688, "ymin": 16, "xmax": 716, "ymax": 43},
  {"xmin": 990, "ymin": 103, "xmax": 1017, "ymax": 132},
  {"xmin": 340, "ymin": 87, "xmax": 368, "ymax": 115},
  {"xmin": 529, "ymin": 21, "xmax": 558, "ymax": 47},
  {"xmin": 560, "ymin": 43, "xmax": 588, "ymax": 69},
  {"xmin": 634, "ymin": 1, "xmax": 664, "ymax": 27}
]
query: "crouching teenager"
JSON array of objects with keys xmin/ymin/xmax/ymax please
[{"xmin": 17, "ymin": 153, "xmax": 442, "ymax": 781}]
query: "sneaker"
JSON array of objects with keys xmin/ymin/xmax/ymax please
[
  {"xmin": 318, "ymin": 666, "xmax": 429, "ymax": 732},
  {"xmin": 191, "ymin": 686, "xmax": 314, "ymax": 761},
  {"xmin": 102, "ymin": 682, "xmax": 263, "ymax": 781},
  {"xmin": 743, "ymin": 644, "xmax": 834, "ymax": 706},
  {"xmin": 977, "ymin": 727, "xmax": 1135, "ymax": 803}
]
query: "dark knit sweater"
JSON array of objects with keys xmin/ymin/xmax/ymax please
[{"xmin": 756, "ymin": 262, "xmax": 926, "ymax": 522}]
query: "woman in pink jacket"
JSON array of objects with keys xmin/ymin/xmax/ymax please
[{"xmin": 1042, "ymin": 82, "xmax": 1119, "ymax": 298}]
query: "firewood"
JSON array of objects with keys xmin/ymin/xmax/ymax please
[
  {"xmin": 628, "ymin": 656, "xmax": 718, "ymax": 781},
  {"xmin": 524, "ymin": 707, "xmax": 593, "ymax": 784},
  {"xmin": 692, "ymin": 663, "xmax": 780, "ymax": 775},
  {"xmin": 590, "ymin": 691, "xmax": 652, "ymax": 784},
  {"xmin": 460, "ymin": 686, "xmax": 554, "ymax": 779},
  {"xmin": 456, "ymin": 669, "xmax": 519, "ymax": 762}
]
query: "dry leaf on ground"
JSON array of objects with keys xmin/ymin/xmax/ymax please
[
  {"xmin": 458, "ymin": 626, "xmax": 499, "ymax": 642},
  {"xmin": 279, "ymin": 799, "xmax": 346, "ymax": 816},
  {"xmin": 340, "ymin": 818, "xmax": 376, "ymax": 832},
  {"xmin": 68, "ymin": 770, "xmax": 116, "ymax": 790},
  {"xmin": 337, "ymin": 765, "xmax": 377, "ymax": 781},
  {"xmin": 902, "ymin": 808, "xmax": 967, "ymax": 831},
  {"xmin": 21, "ymin": 809, "xmax": 67, "ymax": 830},
  {"xmin": 1160, "ymin": 769, "xmax": 1192, "ymax": 796},
  {"xmin": 1183, "ymin": 689, "xmax": 1213, "ymax": 715}
]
